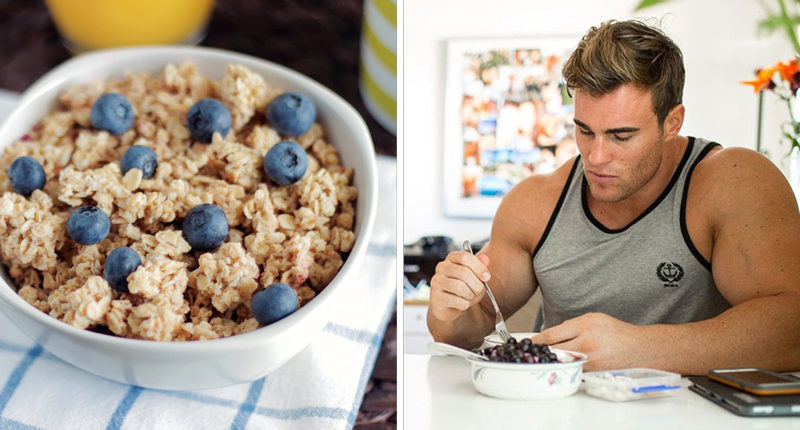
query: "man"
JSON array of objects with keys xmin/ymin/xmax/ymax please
[{"xmin": 428, "ymin": 20, "xmax": 800, "ymax": 374}]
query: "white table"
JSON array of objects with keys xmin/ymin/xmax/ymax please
[
  {"xmin": 404, "ymin": 354, "xmax": 800, "ymax": 429},
  {"xmin": 404, "ymin": 302, "xmax": 433, "ymax": 354}
]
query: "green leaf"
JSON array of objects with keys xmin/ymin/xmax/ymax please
[
  {"xmin": 634, "ymin": 0, "xmax": 673, "ymax": 11},
  {"xmin": 777, "ymin": 0, "xmax": 800, "ymax": 55},
  {"xmin": 757, "ymin": 14, "xmax": 800, "ymax": 36},
  {"xmin": 759, "ymin": 15, "xmax": 786, "ymax": 34},
  {"xmin": 781, "ymin": 129, "xmax": 800, "ymax": 153}
]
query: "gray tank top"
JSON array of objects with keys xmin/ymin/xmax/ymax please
[{"xmin": 532, "ymin": 137, "xmax": 731, "ymax": 329}]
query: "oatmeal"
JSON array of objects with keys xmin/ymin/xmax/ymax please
[{"xmin": 1, "ymin": 63, "xmax": 358, "ymax": 341}]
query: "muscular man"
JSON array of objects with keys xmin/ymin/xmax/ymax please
[{"xmin": 428, "ymin": 20, "xmax": 800, "ymax": 374}]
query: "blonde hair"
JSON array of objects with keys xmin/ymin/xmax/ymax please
[{"xmin": 562, "ymin": 19, "xmax": 684, "ymax": 126}]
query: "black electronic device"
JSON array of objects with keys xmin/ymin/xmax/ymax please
[
  {"xmin": 689, "ymin": 376, "xmax": 800, "ymax": 417},
  {"xmin": 708, "ymin": 368, "xmax": 800, "ymax": 396}
]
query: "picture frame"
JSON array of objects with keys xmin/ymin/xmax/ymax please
[{"xmin": 443, "ymin": 36, "xmax": 580, "ymax": 219}]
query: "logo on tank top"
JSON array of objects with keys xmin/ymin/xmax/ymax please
[{"xmin": 656, "ymin": 262, "xmax": 684, "ymax": 287}]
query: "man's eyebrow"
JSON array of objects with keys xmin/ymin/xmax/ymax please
[{"xmin": 573, "ymin": 119, "xmax": 640, "ymax": 134}]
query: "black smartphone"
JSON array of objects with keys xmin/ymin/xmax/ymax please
[{"xmin": 708, "ymin": 368, "xmax": 800, "ymax": 396}]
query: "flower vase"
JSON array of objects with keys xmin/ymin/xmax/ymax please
[
  {"xmin": 789, "ymin": 146, "xmax": 800, "ymax": 205},
  {"xmin": 786, "ymin": 93, "xmax": 800, "ymax": 205},
  {"xmin": 792, "ymin": 93, "xmax": 800, "ymax": 123}
]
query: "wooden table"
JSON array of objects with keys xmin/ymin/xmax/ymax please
[{"xmin": 0, "ymin": 1, "xmax": 397, "ymax": 428}]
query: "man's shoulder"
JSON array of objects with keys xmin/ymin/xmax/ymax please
[
  {"xmin": 696, "ymin": 143, "xmax": 765, "ymax": 166},
  {"xmin": 692, "ymin": 144, "xmax": 782, "ymax": 189},
  {"xmin": 690, "ymin": 143, "xmax": 792, "ymax": 211}
]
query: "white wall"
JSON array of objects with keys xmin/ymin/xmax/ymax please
[{"xmin": 403, "ymin": 0, "xmax": 793, "ymax": 244}]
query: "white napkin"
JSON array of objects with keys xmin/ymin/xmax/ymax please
[{"xmin": 0, "ymin": 92, "xmax": 397, "ymax": 430}]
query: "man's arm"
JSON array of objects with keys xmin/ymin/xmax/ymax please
[
  {"xmin": 532, "ymin": 148, "xmax": 800, "ymax": 374},
  {"xmin": 427, "ymin": 161, "xmax": 573, "ymax": 349},
  {"xmin": 645, "ymin": 147, "xmax": 800, "ymax": 373}
]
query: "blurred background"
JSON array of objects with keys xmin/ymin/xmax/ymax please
[
  {"xmin": 0, "ymin": 0, "xmax": 396, "ymax": 156},
  {"xmin": 0, "ymin": 0, "xmax": 396, "ymax": 428},
  {"xmin": 403, "ymin": 0, "xmax": 800, "ymax": 353}
]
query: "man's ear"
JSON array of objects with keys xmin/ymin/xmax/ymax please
[{"xmin": 663, "ymin": 103, "xmax": 685, "ymax": 139}]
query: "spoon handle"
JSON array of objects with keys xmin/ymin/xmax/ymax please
[{"xmin": 428, "ymin": 342, "xmax": 487, "ymax": 361}]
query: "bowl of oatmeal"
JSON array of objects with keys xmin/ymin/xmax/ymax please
[{"xmin": 0, "ymin": 46, "xmax": 377, "ymax": 390}]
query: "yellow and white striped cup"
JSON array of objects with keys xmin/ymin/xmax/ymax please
[{"xmin": 359, "ymin": 0, "xmax": 396, "ymax": 135}]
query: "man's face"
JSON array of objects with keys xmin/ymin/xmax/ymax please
[{"xmin": 573, "ymin": 85, "xmax": 665, "ymax": 203}]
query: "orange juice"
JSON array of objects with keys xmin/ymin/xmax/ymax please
[{"xmin": 44, "ymin": 0, "xmax": 215, "ymax": 51}]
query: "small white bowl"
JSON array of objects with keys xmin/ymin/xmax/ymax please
[
  {"xmin": 471, "ymin": 332, "xmax": 588, "ymax": 400},
  {"xmin": 469, "ymin": 349, "xmax": 588, "ymax": 400},
  {"xmin": 0, "ymin": 47, "xmax": 378, "ymax": 390}
]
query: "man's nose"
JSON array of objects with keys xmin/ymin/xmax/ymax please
[{"xmin": 587, "ymin": 136, "xmax": 612, "ymax": 166}]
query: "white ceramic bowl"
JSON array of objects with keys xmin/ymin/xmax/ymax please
[
  {"xmin": 0, "ymin": 46, "xmax": 377, "ymax": 390},
  {"xmin": 470, "ymin": 332, "xmax": 588, "ymax": 400}
]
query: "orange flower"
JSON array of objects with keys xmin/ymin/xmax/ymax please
[
  {"xmin": 741, "ymin": 63, "xmax": 779, "ymax": 93},
  {"xmin": 777, "ymin": 59, "xmax": 799, "ymax": 82}
]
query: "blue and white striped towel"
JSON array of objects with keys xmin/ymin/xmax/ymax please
[{"xmin": 0, "ymin": 91, "xmax": 397, "ymax": 430}]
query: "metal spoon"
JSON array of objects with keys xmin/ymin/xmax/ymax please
[
  {"xmin": 428, "ymin": 342, "xmax": 488, "ymax": 361},
  {"xmin": 463, "ymin": 240, "xmax": 512, "ymax": 343}
]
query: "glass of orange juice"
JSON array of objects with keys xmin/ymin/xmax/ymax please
[{"xmin": 44, "ymin": 0, "xmax": 215, "ymax": 54}]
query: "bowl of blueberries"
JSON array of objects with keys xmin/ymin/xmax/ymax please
[
  {"xmin": 0, "ymin": 46, "xmax": 377, "ymax": 390},
  {"xmin": 469, "ymin": 333, "xmax": 588, "ymax": 400}
]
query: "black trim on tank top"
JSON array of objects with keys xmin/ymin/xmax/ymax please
[
  {"xmin": 533, "ymin": 156, "xmax": 582, "ymax": 258},
  {"xmin": 680, "ymin": 140, "xmax": 720, "ymax": 272},
  {"xmin": 581, "ymin": 137, "xmax": 696, "ymax": 234}
]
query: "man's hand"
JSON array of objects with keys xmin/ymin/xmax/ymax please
[
  {"xmin": 427, "ymin": 168, "xmax": 567, "ymax": 348},
  {"xmin": 530, "ymin": 313, "xmax": 646, "ymax": 371},
  {"xmin": 429, "ymin": 251, "xmax": 491, "ymax": 322}
]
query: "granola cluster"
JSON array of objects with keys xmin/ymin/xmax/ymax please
[{"xmin": 1, "ymin": 63, "xmax": 357, "ymax": 341}]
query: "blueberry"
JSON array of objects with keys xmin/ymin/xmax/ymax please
[
  {"xmin": 251, "ymin": 283, "xmax": 298, "ymax": 326},
  {"xmin": 104, "ymin": 246, "xmax": 142, "ymax": 293},
  {"xmin": 181, "ymin": 204, "xmax": 228, "ymax": 252},
  {"xmin": 187, "ymin": 98, "xmax": 232, "ymax": 143},
  {"xmin": 263, "ymin": 141, "xmax": 308, "ymax": 185},
  {"xmin": 91, "ymin": 93, "xmax": 134, "ymax": 135},
  {"xmin": 8, "ymin": 156, "xmax": 46, "ymax": 196},
  {"xmin": 266, "ymin": 92, "xmax": 316, "ymax": 137},
  {"xmin": 120, "ymin": 145, "xmax": 157, "ymax": 179},
  {"xmin": 67, "ymin": 206, "xmax": 110, "ymax": 245}
]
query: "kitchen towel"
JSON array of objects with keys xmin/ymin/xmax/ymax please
[{"xmin": 0, "ymin": 91, "xmax": 397, "ymax": 430}]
